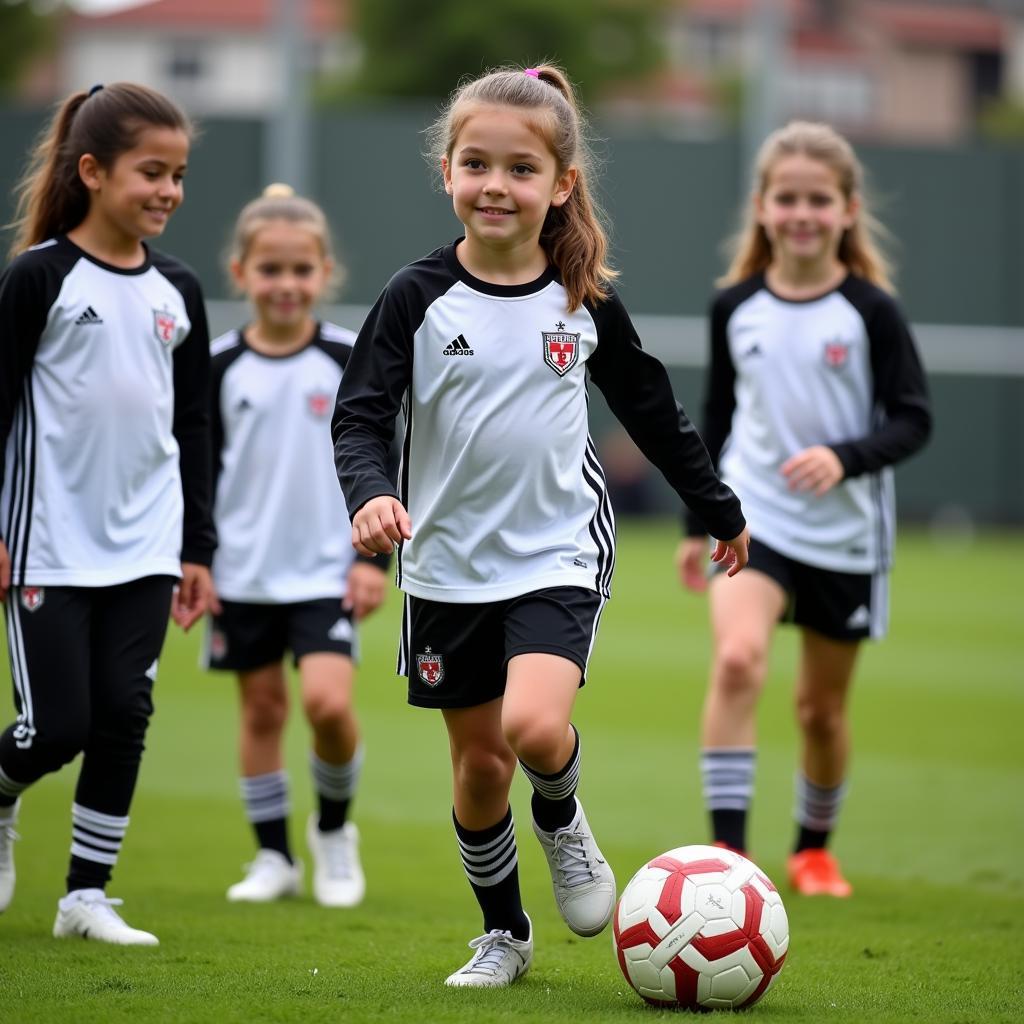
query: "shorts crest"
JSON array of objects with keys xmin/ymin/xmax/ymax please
[
  {"xmin": 20, "ymin": 586, "xmax": 44, "ymax": 612},
  {"xmin": 416, "ymin": 646, "xmax": 445, "ymax": 687}
]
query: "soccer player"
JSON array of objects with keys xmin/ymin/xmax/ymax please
[
  {"xmin": 677, "ymin": 121, "xmax": 932, "ymax": 896},
  {"xmin": 0, "ymin": 82, "xmax": 215, "ymax": 943},
  {"xmin": 333, "ymin": 64, "xmax": 749, "ymax": 987},
  {"xmin": 205, "ymin": 185, "xmax": 388, "ymax": 908}
]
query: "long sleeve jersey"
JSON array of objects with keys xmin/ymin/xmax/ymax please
[
  {"xmin": 333, "ymin": 241, "xmax": 745, "ymax": 604},
  {"xmin": 685, "ymin": 272, "xmax": 932, "ymax": 573},
  {"xmin": 0, "ymin": 235, "xmax": 215, "ymax": 586}
]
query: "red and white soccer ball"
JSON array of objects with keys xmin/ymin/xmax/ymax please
[{"xmin": 613, "ymin": 845, "xmax": 789, "ymax": 1011}]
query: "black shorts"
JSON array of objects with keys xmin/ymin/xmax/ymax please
[
  {"xmin": 398, "ymin": 586, "xmax": 606, "ymax": 709},
  {"xmin": 203, "ymin": 598, "xmax": 357, "ymax": 672},
  {"xmin": 719, "ymin": 537, "xmax": 887, "ymax": 642}
]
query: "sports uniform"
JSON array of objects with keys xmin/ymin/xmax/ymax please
[{"xmin": 0, "ymin": 235, "xmax": 214, "ymax": 894}]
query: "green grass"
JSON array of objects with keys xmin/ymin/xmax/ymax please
[{"xmin": 0, "ymin": 522, "xmax": 1021, "ymax": 1023}]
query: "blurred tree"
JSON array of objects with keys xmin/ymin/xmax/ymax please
[
  {"xmin": 331, "ymin": 0, "xmax": 668, "ymax": 103},
  {"xmin": 0, "ymin": 1, "xmax": 56, "ymax": 98},
  {"xmin": 978, "ymin": 96, "xmax": 1024, "ymax": 142}
]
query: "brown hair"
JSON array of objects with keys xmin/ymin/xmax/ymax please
[
  {"xmin": 8, "ymin": 82, "xmax": 192, "ymax": 259},
  {"xmin": 226, "ymin": 183, "xmax": 344, "ymax": 297},
  {"xmin": 425, "ymin": 64, "xmax": 616, "ymax": 312},
  {"xmin": 720, "ymin": 120, "xmax": 894, "ymax": 292}
]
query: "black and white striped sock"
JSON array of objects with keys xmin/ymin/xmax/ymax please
[
  {"xmin": 453, "ymin": 806, "xmax": 530, "ymax": 940},
  {"xmin": 0, "ymin": 764, "xmax": 27, "ymax": 810},
  {"xmin": 521, "ymin": 724, "xmax": 580, "ymax": 833},
  {"xmin": 66, "ymin": 803, "xmax": 128, "ymax": 892},
  {"xmin": 700, "ymin": 748, "xmax": 756, "ymax": 851},
  {"xmin": 240, "ymin": 770, "xmax": 292, "ymax": 861},
  {"xmin": 310, "ymin": 746, "xmax": 363, "ymax": 832},
  {"xmin": 793, "ymin": 774, "xmax": 847, "ymax": 852}
]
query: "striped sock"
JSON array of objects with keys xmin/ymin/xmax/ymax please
[
  {"xmin": 66, "ymin": 803, "xmax": 128, "ymax": 892},
  {"xmin": 793, "ymin": 774, "xmax": 847, "ymax": 852},
  {"xmin": 0, "ymin": 764, "xmax": 28, "ymax": 809},
  {"xmin": 310, "ymin": 746, "xmax": 363, "ymax": 832},
  {"xmin": 521, "ymin": 725, "xmax": 580, "ymax": 833},
  {"xmin": 240, "ymin": 770, "xmax": 292, "ymax": 861},
  {"xmin": 700, "ymin": 748, "xmax": 756, "ymax": 851},
  {"xmin": 454, "ymin": 806, "xmax": 529, "ymax": 940}
]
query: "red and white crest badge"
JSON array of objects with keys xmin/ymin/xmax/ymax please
[
  {"xmin": 542, "ymin": 324, "xmax": 580, "ymax": 377},
  {"xmin": 416, "ymin": 647, "xmax": 445, "ymax": 687},
  {"xmin": 824, "ymin": 339, "xmax": 850, "ymax": 369},
  {"xmin": 20, "ymin": 587, "xmax": 44, "ymax": 612},
  {"xmin": 154, "ymin": 309, "xmax": 178, "ymax": 346},
  {"xmin": 307, "ymin": 391, "xmax": 332, "ymax": 418}
]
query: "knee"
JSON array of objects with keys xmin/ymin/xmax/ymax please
[
  {"xmin": 713, "ymin": 638, "xmax": 769, "ymax": 699},
  {"xmin": 795, "ymin": 695, "xmax": 844, "ymax": 742},
  {"xmin": 23, "ymin": 721, "xmax": 89, "ymax": 769},
  {"xmin": 452, "ymin": 743, "xmax": 516, "ymax": 800},
  {"xmin": 303, "ymin": 692, "xmax": 350, "ymax": 735},
  {"xmin": 502, "ymin": 708, "xmax": 569, "ymax": 770},
  {"xmin": 241, "ymin": 690, "xmax": 288, "ymax": 738}
]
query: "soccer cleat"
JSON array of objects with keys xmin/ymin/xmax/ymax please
[
  {"xmin": 444, "ymin": 915, "xmax": 533, "ymax": 988},
  {"xmin": 306, "ymin": 815, "xmax": 365, "ymax": 908},
  {"xmin": 787, "ymin": 848, "xmax": 853, "ymax": 897},
  {"xmin": 713, "ymin": 840, "xmax": 748, "ymax": 858},
  {"xmin": 533, "ymin": 798, "xmax": 615, "ymax": 937},
  {"xmin": 53, "ymin": 889, "xmax": 159, "ymax": 945},
  {"xmin": 0, "ymin": 799, "xmax": 20, "ymax": 913},
  {"xmin": 226, "ymin": 848, "xmax": 302, "ymax": 902}
]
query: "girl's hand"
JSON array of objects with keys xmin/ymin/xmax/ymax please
[
  {"xmin": 781, "ymin": 445, "xmax": 844, "ymax": 496},
  {"xmin": 676, "ymin": 537, "xmax": 710, "ymax": 593},
  {"xmin": 710, "ymin": 526, "xmax": 750, "ymax": 578},
  {"xmin": 0, "ymin": 540, "xmax": 9, "ymax": 604},
  {"xmin": 343, "ymin": 562, "xmax": 389, "ymax": 621},
  {"xmin": 352, "ymin": 496, "xmax": 412, "ymax": 557},
  {"xmin": 172, "ymin": 563, "xmax": 214, "ymax": 631}
]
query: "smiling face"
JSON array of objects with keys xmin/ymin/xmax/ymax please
[
  {"xmin": 755, "ymin": 152, "xmax": 858, "ymax": 273},
  {"xmin": 231, "ymin": 219, "xmax": 331, "ymax": 334},
  {"xmin": 83, "ymin": 125, "xmax": 190, "ymax": 243},
  {"xmin": 441, "ymin": 104, "xmax": 576, "ymax": 258}
]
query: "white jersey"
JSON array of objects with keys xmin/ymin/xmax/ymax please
[
  {"xmin": 0, "ymin": 236, "xmax": 214, "ymax": 587},
  {"xmin": 687, "ymin": 273, "xmax": 931, "ymax": 573},
  {"xmin": 334, "ymin": 241, "xmax": 745, "ymax": 604},
  {"xmin": 210, "ymin": 322, "xmax": 364, "ymax": 603}
]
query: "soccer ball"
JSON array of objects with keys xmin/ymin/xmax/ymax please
[{"xmin": 613, "ymin": 845, "xmax": 789, "ymax": 1010}]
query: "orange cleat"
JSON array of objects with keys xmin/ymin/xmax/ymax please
[
  {"xmin": 713, "ymin": 840, "xmax": 749, "ymax": 858},
  {"xmin": 787, "ymin": 848, "xmax": 852, "ymax": 897}
]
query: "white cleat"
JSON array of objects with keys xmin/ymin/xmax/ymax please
[
  {"xmin": 307, "ymin": 815, "xmax": 365, "ymax": 908},
  {"xmin": 226, "ymin": 849, "xmax": 302, "ymax": 903},
  {"xmin": 0, "ymin": 799, "xmax": 20, "ymax": 913},
  {"xmin": 444, "ymin": 916, "xmax": 533, "ymax": 988},
  {"xmin": 53, "ymin": 889, "xmax": 159, "ymax": 945},
  {"xmin": 534, "ymin": 798, "xmax": 615, "ymax": 937}
]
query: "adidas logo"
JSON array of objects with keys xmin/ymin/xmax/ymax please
[
  {"xmin": 443, "ymin": 334, "xmax": 474, "ymax": 356},
  {"xmin": 741, "ymin": 342, "xmax": 762, "ymax": 359},
  {"xmin": 235, "ymin": 397, "xmax": 253, "ymax": 413},
  {"xmin": 328, "ymin": 618, "xmax": 353, "ymax": 642},
  {"xmin": 845, "ymin": 605, "xmax": 871, "ymax": 630},
  {"xmin": 75, "ymin": 306, "xmax": 103, "ymax": 325}
]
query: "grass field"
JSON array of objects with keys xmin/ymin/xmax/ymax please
[{"xmin": 0, "ymin": 521, "xmax": 1021, "ymax": 1023}]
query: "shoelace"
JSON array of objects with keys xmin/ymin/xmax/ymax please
[
  {"xmin": 551, "ymin": 828, "xmax": 599, "ymax": 888},
  {"xmin": 0, "ymin": 826, "xmax": 19, "ymax": 869},
  {"xmin": 244, "ymin": 849, "xmax": 291, "ymax": 881},
  {"xmin": 461, "ymin": 930, "xmax": 519, "ymax": 977},
  {"xmin": 76, "ymin": 893, "xmax": 128, "ymax": 924},
  {"xmin": 319, "ymin": 832, "xmax": 354, "ymax": 880}
]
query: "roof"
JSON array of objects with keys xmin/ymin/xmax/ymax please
[{"xmin": 70, "ymin": 0, "xmax": 344, "ymax": 33}]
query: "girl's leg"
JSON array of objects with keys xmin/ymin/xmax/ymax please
[
  {"xmin": 700, "ymin": 570, "xmax": 787, "ymax": 853},
  {"xmin": 787, "ymin": 629, "xmax": 860, "ymax": 896},
  {"xmin": 298, "ymin": 652, "xmax": 364, "ymax": 907},
  {"xmin": 503, "ymin": 653, "xmax": 615, "ymax": 937}
]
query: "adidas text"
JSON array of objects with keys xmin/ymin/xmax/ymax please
[{"xmin": 443, "ymin": 335, "xmax": 474, "ymax": 356}]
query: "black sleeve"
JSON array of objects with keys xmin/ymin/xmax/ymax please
[
  {"xmin": 829, "ymin": 293, "xmax": 932, "ymax": 478},
  {"xmin": 684, "ymin": 293, "xmax": 739, "ymax": 537},
  {"xmin": 586, "ymin": 290, "xmax": 745, "ymax": 542},
  {"xmin": 0, "ymin": 261, "xmax": 50, "ymax": 534},
  {"xmin": 331, "ymin": 283, "xmax": 413, "ymax": 520},
  {"xmin": 171, "ymin": 274, "xmax": 216, "ymax": 566}
]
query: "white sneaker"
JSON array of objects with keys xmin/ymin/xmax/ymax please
[
  {"xmin": 306, "ymin": 815, "xmax": 365, "ymax": 908},
  {"xmin": 444, "ymin": 915, "xmax": 533, "ymax": 988},
  {"xmin": 53, "ymin": 889, "xmax": 159, "ymax": 945},
  {"xmin": 0, "ymin": 799, "xmax": 19, "ymax": 913},
  {"xmin": 226, "ymin": 849, "xmax": 302, "ymax": 902},
  {"xmin": 533, "ymin": 798, "xmax": 615, "ymax": 937}
]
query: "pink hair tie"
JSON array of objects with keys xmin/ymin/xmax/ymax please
[{"xmin": 524, "ymin": 68, "xmax": 540, "ymax": 78}]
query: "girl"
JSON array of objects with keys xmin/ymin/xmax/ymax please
[
  {"xmin": 0, "ymin": 82, "xmax": 215, "ymax": 944},
  {"xmin": 677, "ymin": 121, "xmax": 932, "ymax": 896},
  {"xmin": 205, "ymin": 185, "xmax": 388, "ymax": 908},
  {"xmin": 333, "ymin": 65, "xmax": 749, "ymax": 988}
]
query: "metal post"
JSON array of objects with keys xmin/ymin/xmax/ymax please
[
  {"xmin": 265, "ymin": 0, "xmax": 310, "ymax": 195},
  {"xmin": 741, "ymin": 0, "xmax": 788, "ymax": 193}
]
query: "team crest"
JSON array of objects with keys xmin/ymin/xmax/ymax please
[
  {"xmin": 307, "ymin": 391, "xmax": 332, "ymax": 418},
  {"xmin": 542, "ymin": 322, "xmax": 580, "ymax": 377},
  {"xmin": 209, "ymin": 628, "xmax": 228, "ymax": 661},
  {"xmin": 20, "ymin": 587, "xmax": 44, "ymax": 612},
  {"xmin": 823, "ymin": 339, "xmax": 850, "ymax": 369},
  {"xmin": 153, "ymin": 309, "xmax": 178, "ymax": 346},
  {"xmin": 416, "ymin": 647, "xmax": 445, "ymax": 687}
]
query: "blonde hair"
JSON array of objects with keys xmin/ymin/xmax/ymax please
[
  {"xmin": 9, "ymin": 82, "xmax": 191, "ymax": 259},
  {"xmin": 425, "ymin": 64, "xmax": 616, "ymax": 312},
  {"xmin": 720, "ymin": 120, "xmax": 894, "ymax": 292},
  {"xmin": 227, "ymin": 183, "xmax": 345, "ymax": 296}
]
